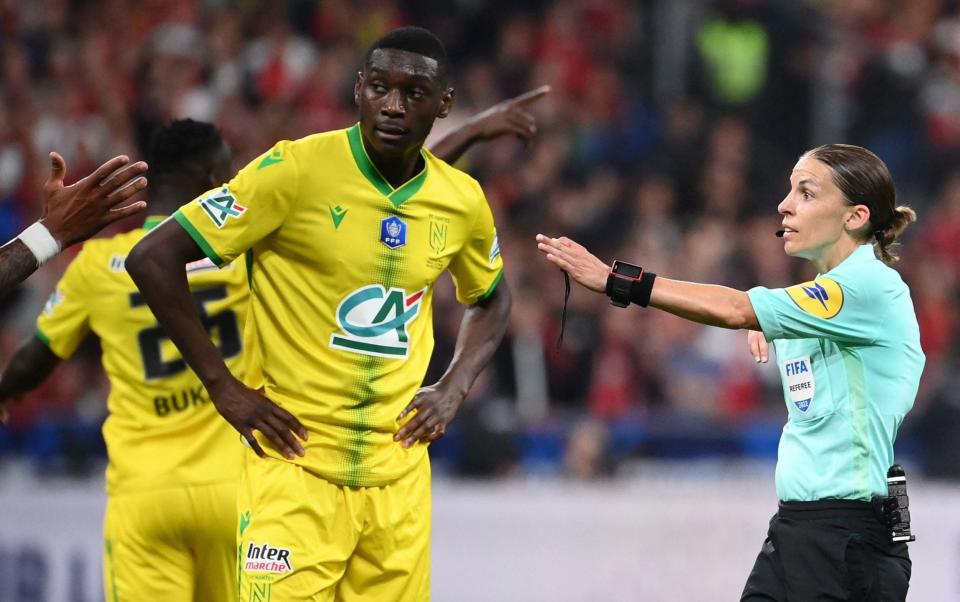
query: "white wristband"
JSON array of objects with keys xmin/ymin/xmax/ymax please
[{"xmin": 17, "ymin": 221, "xmax": 61, "ymax": 266}]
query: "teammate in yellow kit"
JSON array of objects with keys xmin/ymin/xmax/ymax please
[
  {"xmin": 127, "ymin": 27, "xmax": 513, "ymax": 600},
  {"xmin": 0, "ymin": 120, "xmax": 246, "ymax": 601}
]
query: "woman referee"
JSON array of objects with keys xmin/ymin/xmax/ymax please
[{"xmin": 537, "ymin": 144, "xmax": 923, "ymax": 601}]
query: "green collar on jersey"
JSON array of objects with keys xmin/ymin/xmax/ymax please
[
  {"xmin": 346, "ymin": 123, "xmax": 428, "ymax": 209},
  {"xmin": 142, "ymin": 215, "xmax": 167, "ymax": 231}
]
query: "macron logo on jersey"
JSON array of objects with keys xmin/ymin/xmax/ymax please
[
  {"xmin": 257, "ymin": 149, "xmax": 284, "ymax": 170},
  {"xmin": 244, "ymin": 542, "xmax": 292, "ymax": 574},
  {"xmin": 198, "ymin": 187, "xmax": 247, "ymax": 229},
  {"xmin": 330, "ymin": 285, "xmax": 426, "ymax": 359}
]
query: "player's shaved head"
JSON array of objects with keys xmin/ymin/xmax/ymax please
[
  {"xmin": 147, "ymin": 119, "xmax": 232, "ymax": 215},
  {"xmin": 148, "ymin": 119, "xmax": 227, "ymax": 178},
  {"xmin": 364, "ymin": 26, "xmax": 449, "ymax": 85}
]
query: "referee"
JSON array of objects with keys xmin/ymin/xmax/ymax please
[{"xmin": 537, "ymin": 144, "xmax": 922, "ymax": 601}]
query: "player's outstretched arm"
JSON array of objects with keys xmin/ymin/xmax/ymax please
[
  {"xmin": 0, "ymin": 153, "xmax": 148, "ymax": 292},
  {"xmin": 126, "ymin": 222, "xmax": 307, "ymax": 459},
  {"xmin": 0, "ymin": 242, "xmax": 43, "ymax": 294},
  {"xmin": 535, "ymin": 234, "xmax": 760, "ymax": 330},
  {"xmin": 395, "ymin": 279, "xmax": 512, "ymax": 447},
  {"xmin": 429, "ymin": 85, "xmax": 551, "ymax": 164},
  {"xmin": 0, "ymin": 337, "xmax": 61, "ymax": 424}
]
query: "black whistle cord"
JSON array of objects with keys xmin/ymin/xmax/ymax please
[{"xmin": 557, "ymin": 270, "xmax": 570, "ymax": 349}]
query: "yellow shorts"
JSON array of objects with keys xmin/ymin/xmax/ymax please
[
  {"xmin": 103, "ymin": 481, "xmax": 237, "ymax": 602},
  {"xmin": 237, "ymin": 450, "xmax": 432, "ymax": 601}
]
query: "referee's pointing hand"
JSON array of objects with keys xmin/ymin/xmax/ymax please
[{"xmin": 536, "ymin": 234, "xmax": 608, "ymax": 293}]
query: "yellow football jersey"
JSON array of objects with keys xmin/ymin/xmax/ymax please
[
  {"xmin": 36, "ymin": 217, "xmax": 249, "ymax": 494},
  {"xmin": 174, "ymin": 124, "xmax": 504, "ymax": 487}
]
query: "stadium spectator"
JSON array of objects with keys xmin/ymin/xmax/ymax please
[{"xmin": 0, "ymin": 0, "xmax": 957, "ymax": 483}]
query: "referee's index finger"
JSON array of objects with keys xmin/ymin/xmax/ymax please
[
  {"xmin": 536, "ymin": 233, "xmax": 559, "ymax": 248},
  {"xmin": 510, "ymin": 85, "xmax": 551, "ymax": 106}
]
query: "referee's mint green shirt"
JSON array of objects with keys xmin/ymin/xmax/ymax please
[{"xmin": 747, "ymin": 244, "xmax": 924, "ymax": 502}]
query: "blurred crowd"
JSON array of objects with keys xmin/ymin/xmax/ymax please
[{"xmin": 1, "ymin": 0, "xmax": 960, "ymax": 479}]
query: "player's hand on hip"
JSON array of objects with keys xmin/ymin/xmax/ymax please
[
  {"xmin": 208, "ymin": 377, "xmax": 308, "ymax": 460},
  {"xmin": 469, "ymin": 85, "xmax": 551, "ymax": 143},
  {"xmin": 395, "ymin": 383, "xmax": 463, "ymax": 448},
  {"xmin": 41, "ymin": 152, "xmax": 148, "ymax": 248},
  {"xmin": 535, "ymin": 234, "xmax": 608, "ymax": 293},
  {"xmin": 748, "ymin": 330, "xmax": 769, "ymax": 363}
]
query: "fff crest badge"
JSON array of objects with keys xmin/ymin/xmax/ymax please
[{"xmin": 380, "ymin": 216, "xmax": 407, "ymax": 249}]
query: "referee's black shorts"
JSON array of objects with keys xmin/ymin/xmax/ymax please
[{"xmin": 741, "ymin": 499, "xmax": 910, "ymax": 601}]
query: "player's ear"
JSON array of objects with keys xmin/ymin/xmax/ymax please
[
  {"xmin": 354, "ymin": 71, "xmax": 363, "ymax": 106},
  {"xmin": 845, "ymin": 203, "xmax": 871, "ymax": 235},
  {"xmin": 437, "ymin": 87, "xmax": 453, "ymax": 119}
]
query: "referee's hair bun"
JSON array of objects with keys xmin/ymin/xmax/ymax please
[
  {"xmin": 875, "ymin": 205, "xmax": 916, "ymax": 263},
  {"xmin": 889, "ymin": 206, "xmax": 917, "ymax": 236}
]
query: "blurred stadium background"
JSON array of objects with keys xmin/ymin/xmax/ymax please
[{"xmin": 2, "ymin": 0, "xmax": 960, "ymax": 600}]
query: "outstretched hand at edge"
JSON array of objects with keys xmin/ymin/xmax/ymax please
[{"xmin": 42, "ymin": 152, "xmax": 148, "ymax": 248}]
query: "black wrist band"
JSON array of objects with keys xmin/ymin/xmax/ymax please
[
  {"xmin": 629, "ymin": 271, "xmax": 657, "ymax": 307},
  {"xmin": 606, "ymin": 260, "xmax": 643, "ymax": 307}
]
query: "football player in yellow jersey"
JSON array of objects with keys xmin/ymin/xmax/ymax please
[
  {"xmin": 128, "ymin": 27, "xmax": 513, "ymax": 600},
  {"xmin": 0, "ymin": 120, "xmax": 246, "ymax": 601}
]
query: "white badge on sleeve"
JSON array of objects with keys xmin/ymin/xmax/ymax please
[{"xmin": 784, "ymin": 355, "xmax": 815, "ymax": 412}]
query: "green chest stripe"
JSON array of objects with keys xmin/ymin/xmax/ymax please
[
  {"xmin": 105, "ymin": 538, "xmax": 120, "ymax": 602},
  {"xmin": 342, "ymin": 206, "xmax": 408, "ymax": 486}
]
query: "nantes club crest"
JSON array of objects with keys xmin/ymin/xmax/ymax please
[{"xmin": 330, "ymin": 285, "xmax": 426, "ymax": 358}]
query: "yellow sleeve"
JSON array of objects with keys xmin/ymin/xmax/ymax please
[
  {"xmin": 172, "ymin": 140, "xmax": 299, "ymax": 266},
  {"xmin": 36, "ymin": 249, "xmax": 93, "ymax": 359},
  {"xmin": 447, "ymin": 179, "xmax": 504, "ymax": 305}
]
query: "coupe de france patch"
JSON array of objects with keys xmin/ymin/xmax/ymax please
[
  {"xmin": 785, "ymin": 278, "xmax": 843, "ymax": 319},
  {"xmin": 198, "ymin": 187, "xmax": 247, "ymax": 228},
  {"xmin": 489, "ymin": 230, "xmax": 501, "ymax": 266},
  {"xmin": 784, "ymin": 355, "xmax": 815, "ymax": 413},
  {"xmin": 380, "ymin": 216, "xmax": 407, "ymax": 249},
  {"xmin": 43, "ymin": 288, "xmax": 64, "ymax": 315}
]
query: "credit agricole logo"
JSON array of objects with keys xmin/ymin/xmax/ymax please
[{"xmin": 329, "ymin": 285, "xmax": 426, "ymax": 358}]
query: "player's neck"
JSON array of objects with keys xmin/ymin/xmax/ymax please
[
  {"xmin": 367, "ymin": 147, "xmax": 425, "ymax": 189},
  {"xmin": 812, "ymin": 237, "xmax": 860, "ymax": 274},
  {"xmin": 149, "ymin": 180, "xmax": 202, "ymax": 217}
]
